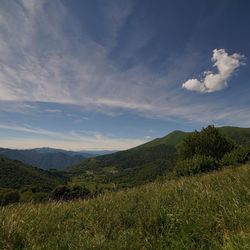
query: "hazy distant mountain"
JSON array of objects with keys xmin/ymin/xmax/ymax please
[
  {"xmin": 0, "ymin": 148, "xmax": 117, "ymax": 170},
  {"xmin": 77, "ymin": 150, "xmax": 117, "ymax": 156},
  {"xmin": 32, "ymin": 147, "xmax": 93, "ymax": 157},
  {"xmin": 33, "ymin": 147, "xmax": 116, "ymax": 157}
]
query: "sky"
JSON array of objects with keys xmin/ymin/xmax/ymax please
[{"xmin": 0, "ymin": 0, "xmax": 249, "ymax": 150}]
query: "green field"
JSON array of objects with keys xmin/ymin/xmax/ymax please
[{"xmin": 1, "ymin": 163, "xmax": 249, "ymax": 249}]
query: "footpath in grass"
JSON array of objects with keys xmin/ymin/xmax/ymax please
[{"xmin": 0, "ymin": 164, "xmax": 250, "ymax": 249}]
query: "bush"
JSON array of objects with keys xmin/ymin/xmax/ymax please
[
  {"xmin": 50, "ymin": 185, "xmax": 71, "ymax": 200},
  {"xmin": 20, "ymin": 191, "xmax": 48, "ymax": 203},
  {"xmin": 175, "ymin": 155, "xmax": 218, "ymax": 176},
  {"xmin": 70, "ymin": 185, "xmax": 91, "ymax": 199},
  {"xmin": 220, "ymin": 147, "xmax": 250, "ymax": 166},
  {"xmin": 50, "ymin": 185, "xmax": 91, "ymax": 201},
  {"xmin": 0, "ymin": 189, "xmax": 20, "ymax": 206}
]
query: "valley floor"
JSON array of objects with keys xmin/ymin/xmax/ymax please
[{"xmin": 1, "ymin": 164, "xmax": 250, "ymax": 249}]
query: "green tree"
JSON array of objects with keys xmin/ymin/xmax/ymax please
[
  {"xmin": 175, "ymin": 125, "xmax": 236, "ymax": 176},
  {"xmin": 177, "ymin": 125, "xmax": 235, "ymax": 161}
]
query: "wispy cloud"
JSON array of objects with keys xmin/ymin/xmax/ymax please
[
  {"xmin": 182, "ymin": 49, "xmax": 246, "ymax": 93},
  {"xmin": 0, "ymin": 0, "xmax": 249, "ymax": 128},
  {"xmin": 0, "ymin": 123, "xmax": 146, "ymax": 150}
]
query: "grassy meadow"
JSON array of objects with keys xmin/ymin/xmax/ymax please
[{"xmin": 1, "ymin": 163, "xmax": 250, "ymax": 249}]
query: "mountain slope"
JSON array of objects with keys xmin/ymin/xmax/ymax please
[
  {"xmin": 218, "ymin": 126, "xmax": 250, "ymax": 146},
  {"xmin": 68, "ymin": 136, "xmax": 178, "ymax": 187},
  {"xmin": 70, "ymin": 130, "xmax": 189, "ymax": 173},
  {"xmin": 68, "ymin": 126, "xmax": 250, "ymax": 187},
  {"xmin": 136, "ymin": 130, "xmax": 190, "ymax": 148},
  {"xmin": 0, "ymin": 156, "xmax": 66, "ymax": 190}
]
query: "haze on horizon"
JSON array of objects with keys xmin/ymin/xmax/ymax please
[{"xmin": 0, "ymin": 0, "xmax": 249, "ymax": 150}]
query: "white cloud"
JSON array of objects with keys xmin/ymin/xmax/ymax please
[{"xmin": 182, "ymin": 49, "xmax": 246, "ymax": 93}]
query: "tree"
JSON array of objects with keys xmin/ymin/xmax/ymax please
[
  {"xmin": 50, "ymin": 185, "xmax": 70, "ymax": 200},
  {"xmin": 175, "ymin": 125, "xmax": 236, "ymax": 176},
  {"xmin": 50, "ymin": 185, "xmax": 91, "ymax": 201},
  {"xmin": 177, "ymin": 125, "xmax": 235, "ymax": 161}
]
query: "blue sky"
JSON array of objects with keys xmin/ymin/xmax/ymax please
[{"xmin": 0, "ymin": 0, "xmax": 249, "ymax": 150}]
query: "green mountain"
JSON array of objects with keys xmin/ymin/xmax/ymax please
[
  {"xmin": 218, "ymin": 126, "xmax": 250, "ymax": 146},
  {"xmin": 68, "ymin": 130, "xmax": 191, "ymax": 187},
  {"xmin": 0, "ymin": 156, "xmax": 66, "ymax": 191},
  {"xmin": 68, "ymin": 126, "xmax": 250, "ymax": 187},
  {"xmin": 136, "ymin": 130, "xmax": 190, "ymax": 148}
]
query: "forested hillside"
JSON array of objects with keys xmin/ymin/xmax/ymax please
[
  {"xmin": 0, "ymin": 157, "xmax": 66, "ymax": 190},
  {"xmin": 68, "ymin": 126, "xmax": 250, "ymax": 187}
]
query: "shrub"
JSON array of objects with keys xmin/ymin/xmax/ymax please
[
  {"xmin": 70, "ymin": 185, "xmax": 91, "ymax": 199},
  {"xmin": 220, "ymin": 147, "xmax": 250, "ymax": 166},
  {"xmin": 0, "ymin": 189, "xmax": 20, "ymax": 206},
  {"xmin": 50, "ymin": 185, "xmax": 91, "ymax": 201},
  {"xmin": 175, "ymin": 155, "xmax": 218, "ymax": 176},
  {"xmin": 50, "ymin": 185, "xmax": 71, "ymax": 200},
  {"xmin": 20, "ymin": 191, "xmax": 48, "ymax": 203}
]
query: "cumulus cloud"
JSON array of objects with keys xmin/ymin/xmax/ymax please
[{"xmin": 182, "ymin": 49, "xmax": 246, "ymax": 93}]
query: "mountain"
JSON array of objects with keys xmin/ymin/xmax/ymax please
[
  {"xmin": 77, "ymin": 150, "xmax": 117, "ymax": 156},
  {"xmin": 0, "ymin": 147, "xmax": 118, "ymax": 170},
  {"xmin": 144, "ymin": 126, "xmax": 250, "ymax": 148},
  {"xmin": 0, "ymin": 156, "xmax": 65, "ymax": 190},
  {"xmin": 68, "ymin": 126, "xmax": 250, "ymax": 187},
  {"xmin": 218, "ymin": 126, "xmax": 250, "ymax": 146},
  {"xmin": 0, "ymin": 148, "xmax": 87, "ymax": 170},
  {"xmin": 69, "ymin": 130, "xmax": 192, "ymax": 174},
  {"xmin": 68, "ymin": 131, "xmax": 182, "ymax": 187},
  {"xmin": 33, "ymin": 147, "xmax": 116, "ymax": 156},
  {"xmin": 140, "ymin": 126, "xmax": 250, "ymax": 148},
  {"xmin": 135, "ymin": 130, "xmax": 190, "ymax": 149},
  {"xmin": 32, "ymin": 147, "xmax": 93, "ymax": 157}
]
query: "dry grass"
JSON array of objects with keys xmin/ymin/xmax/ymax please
[{"xmin": 1, "ymin": 164, "xmax": 250, "ymax": 249}]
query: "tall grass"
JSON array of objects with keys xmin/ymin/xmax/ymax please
[{"xmin": 1, "ymin": 164, "xmax": 250, "ymax": 249}]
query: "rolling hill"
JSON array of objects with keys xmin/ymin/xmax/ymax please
[
  {"xmin": 68, "ymin": 126, "xmax": 250, "ymax": 187},
  {"xmin": 0, "ymin": 156, "xmax": 66, "ymax": 191}
]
